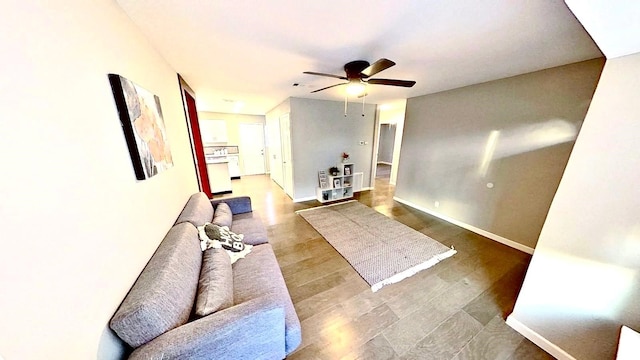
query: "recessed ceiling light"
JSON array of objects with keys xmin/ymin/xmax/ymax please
[{"xmin": 233, "ymin": 101, "xmax": 244, "ymax": 113}]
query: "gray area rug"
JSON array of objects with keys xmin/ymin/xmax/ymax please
[{"xmin": 297, "ymin": 201, "xmax": 456, "ymax": 292}]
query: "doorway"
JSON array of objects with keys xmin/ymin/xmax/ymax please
[
  {"xmin": 279, "ymin": 113, "xmax": 294, "ymax": 198},
  {"xmin": 376, "ymin": 123, "xmax": 396, "ymax": 180},
  {"xmin": 370, "ymin": 100, "xmax": 407, "ymax": 188},
  {"xmin": 266, "ymin": 115, "xmax": 284, "ymax": 187},
  {"xmin": 238, "ymin": 123, "xmax": 266, "ymax": 175},
  {"xmin": 181, "ymin": 85, "xmax": 211, "ymax": 197}
]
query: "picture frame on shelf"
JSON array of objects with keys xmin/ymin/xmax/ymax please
[
  {"xmin": 318, "ymin": 170, "xmax": 329, "ymax": 189},
  {"xmin": 333, "ymin": 178, "xmax": 341, "ymax": 188},
  {"xmin": 344, "ymin": 166, "xmax": 351, "ymax": 175}
]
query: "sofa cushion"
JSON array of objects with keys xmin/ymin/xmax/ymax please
[
  {"xmin": 212, "ymin": 202, "xmax": 233, "ymax": 228},
  {"xmin": 231, "ymin": 212, "xmax": 269, "ymax": 246},
  {"xmin": 195, "ymin": 248, "xmax": 233, "ymax": 317},
  {"xmin": 110, "ymin": 223, "xmax": 202, "ymax": 347},
  {"xmin": 211, "ymin": 196, "xmax": 252, "ymax": 215},
  {"xmin": 233, "ymin": 244, "xmax": 302, "ymax": 354},
  {"xmin": 174, "ymin": 192, "xmax": 214, "ymax": 227}
]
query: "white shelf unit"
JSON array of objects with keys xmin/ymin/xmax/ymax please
[{"xmin": 317, "ymin": 163, "xmax": 354, "ymax": 203}]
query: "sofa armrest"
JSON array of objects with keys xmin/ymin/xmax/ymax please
[
  {"xmin": 211, "ymin": 196, "xmax": 252, "ymax": 215},
  {"xmin": 129, "ymin": 295, "xmax": 286, "ymax": 360}
]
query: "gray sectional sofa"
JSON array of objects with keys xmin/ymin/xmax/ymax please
[{"xmin": 110, "ymin": 192, "xmax": 301, "ymax": 359}]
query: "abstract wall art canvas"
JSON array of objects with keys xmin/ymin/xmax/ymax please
[{"xmin": 109, "ymin": 74, "xmax": 173, "ymax": 180}]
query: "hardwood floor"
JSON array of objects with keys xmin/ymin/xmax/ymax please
[
  {"xmin": 376, "ymin": 163, "xmax": 391, "ymax": 179},
  {"xmin": 215, "ymin": 175, "xmax": 554, "ymax": 360}
]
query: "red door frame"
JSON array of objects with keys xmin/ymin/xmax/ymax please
[{"xmin": 183, "ymin": 90, "xmax": 212, "ymax": 197}]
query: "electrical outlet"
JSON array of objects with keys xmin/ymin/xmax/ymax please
[{"xmin": 434, "ymin": 201, "xmax": 440, "ymax": 208}]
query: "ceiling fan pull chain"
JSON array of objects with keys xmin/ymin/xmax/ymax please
[
  {"xmin": 362, "ymin": 93, "xmax": 366, "ymax": 117},
  {"xmin": 344, "ymin": 94, "xmax": 348, "ymax": 117}
]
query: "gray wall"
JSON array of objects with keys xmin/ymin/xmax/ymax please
[
  {"xmin": 509, "ymin": 53, "xmax": 640, "ymax": 360},
  {"xmin": 378, "ymin": 124, "xmax": 396, "ymax": 164},
  {"xmin": 395, "ymin": 58, "xmax": 604, "ymax": 249},
  {"xmin": 290, "ymin": 97, "xmax": 377, "ymax": 200}
]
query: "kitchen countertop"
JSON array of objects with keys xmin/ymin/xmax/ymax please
[{"xmin": 206, "ymin": 159, "xmax": 229, "ymax": 164}]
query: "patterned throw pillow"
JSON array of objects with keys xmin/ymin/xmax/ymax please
[
  {"xmin": 204, "ymin": 223, "xmax": 245, "ymax": 252},
  {"xmin": 197, "ymin": 223, "xmax": 252, "ymax": 264}
]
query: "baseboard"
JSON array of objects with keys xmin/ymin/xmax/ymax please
[
  {"xmin": 293, "ymin": 196, "xmax": 317, "ymax": 203},
  {"xmin": 506, "ymin": 316, "xmax": 576, "ymax": 360},
  {"xmin": 392, "ymin": 196, "xmax": 534, "ymax": 255}
]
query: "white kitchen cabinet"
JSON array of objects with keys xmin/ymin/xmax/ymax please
[
  {"xmin": 227, "ymin": 154, "xmax": 241, "ymax": 179},
  {"xmin": 200, "ymin": 120, "xmax": 228, "ymax": 145},
  {"xmin": 207, "ymin": 162, "xmax": 232, "ymax": 194}
]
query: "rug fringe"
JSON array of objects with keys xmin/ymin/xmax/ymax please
[
  {"xmin": 371, "ymin": 246, "xmax": 457, "ymax": 292},
  {"xmin": 295, "ymin": 199, "xmax": 358, "ymax": 214}
]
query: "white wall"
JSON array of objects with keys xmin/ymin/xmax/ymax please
[
  {"xmin": 0, "ymin": 1, "xmax": 198, "ymax": 358},
  {"xmin": 395, "ymin": 59, "xmax": 604, "ymax": 250},
  {"xmin": 508, "ymin": 52, "xmax": 640, "ymax": 360}
]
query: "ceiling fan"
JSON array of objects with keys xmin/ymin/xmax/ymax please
[{"xmin": 303, "ymin": 58, "xmax": 416, "ymax": 95}]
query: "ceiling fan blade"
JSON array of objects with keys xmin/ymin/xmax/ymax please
[
  {"xmin": 311, "ymin": 83, "xmax": 346, "ymax": 93},
  {"xmin": 367, "ymin": 78, "xmax": 416, "ymax": 87},
  {"xmin": 360, "ymin": 58, "xmax": 396, "ymax": 78},
  {"xmin": 303, "ymin": 71, "xmax": 347, "ymax": 80}
]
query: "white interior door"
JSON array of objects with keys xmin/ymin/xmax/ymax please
[
  {"xmin": 279, "ymin": 114, "xmax": 294, "ymax": 198},
  {"xmin": 266, "ymin": 115, "xmax": 283, "ymax": 186},
  {"xmin": 239, "ymin": 123, "xmax": 266, "ymax": 175}
]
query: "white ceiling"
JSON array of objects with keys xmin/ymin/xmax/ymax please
[
  {"xmin": 116, "ymin": 0, "xmax": 602, "ymax": 115},
  {"xmin": 565, "ymin": 0, "xmax": 640, "ymax": 59}
]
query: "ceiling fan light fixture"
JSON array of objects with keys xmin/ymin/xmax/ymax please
[
  {"xmin": 346, "ymin": 80, "xmax": 366, "ymax": 96},
  {"xmin": 304, "ymin": 58, "xmax": 415, "ymax": 96}
]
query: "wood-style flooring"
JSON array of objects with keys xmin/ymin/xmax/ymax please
[
  {"xmin": 375, "ymin": 163, "xmax": 391, "ymax": 179},
  {"xmin": 215, "ymin": 175, "xmax": 554, "ymax": 360}
]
